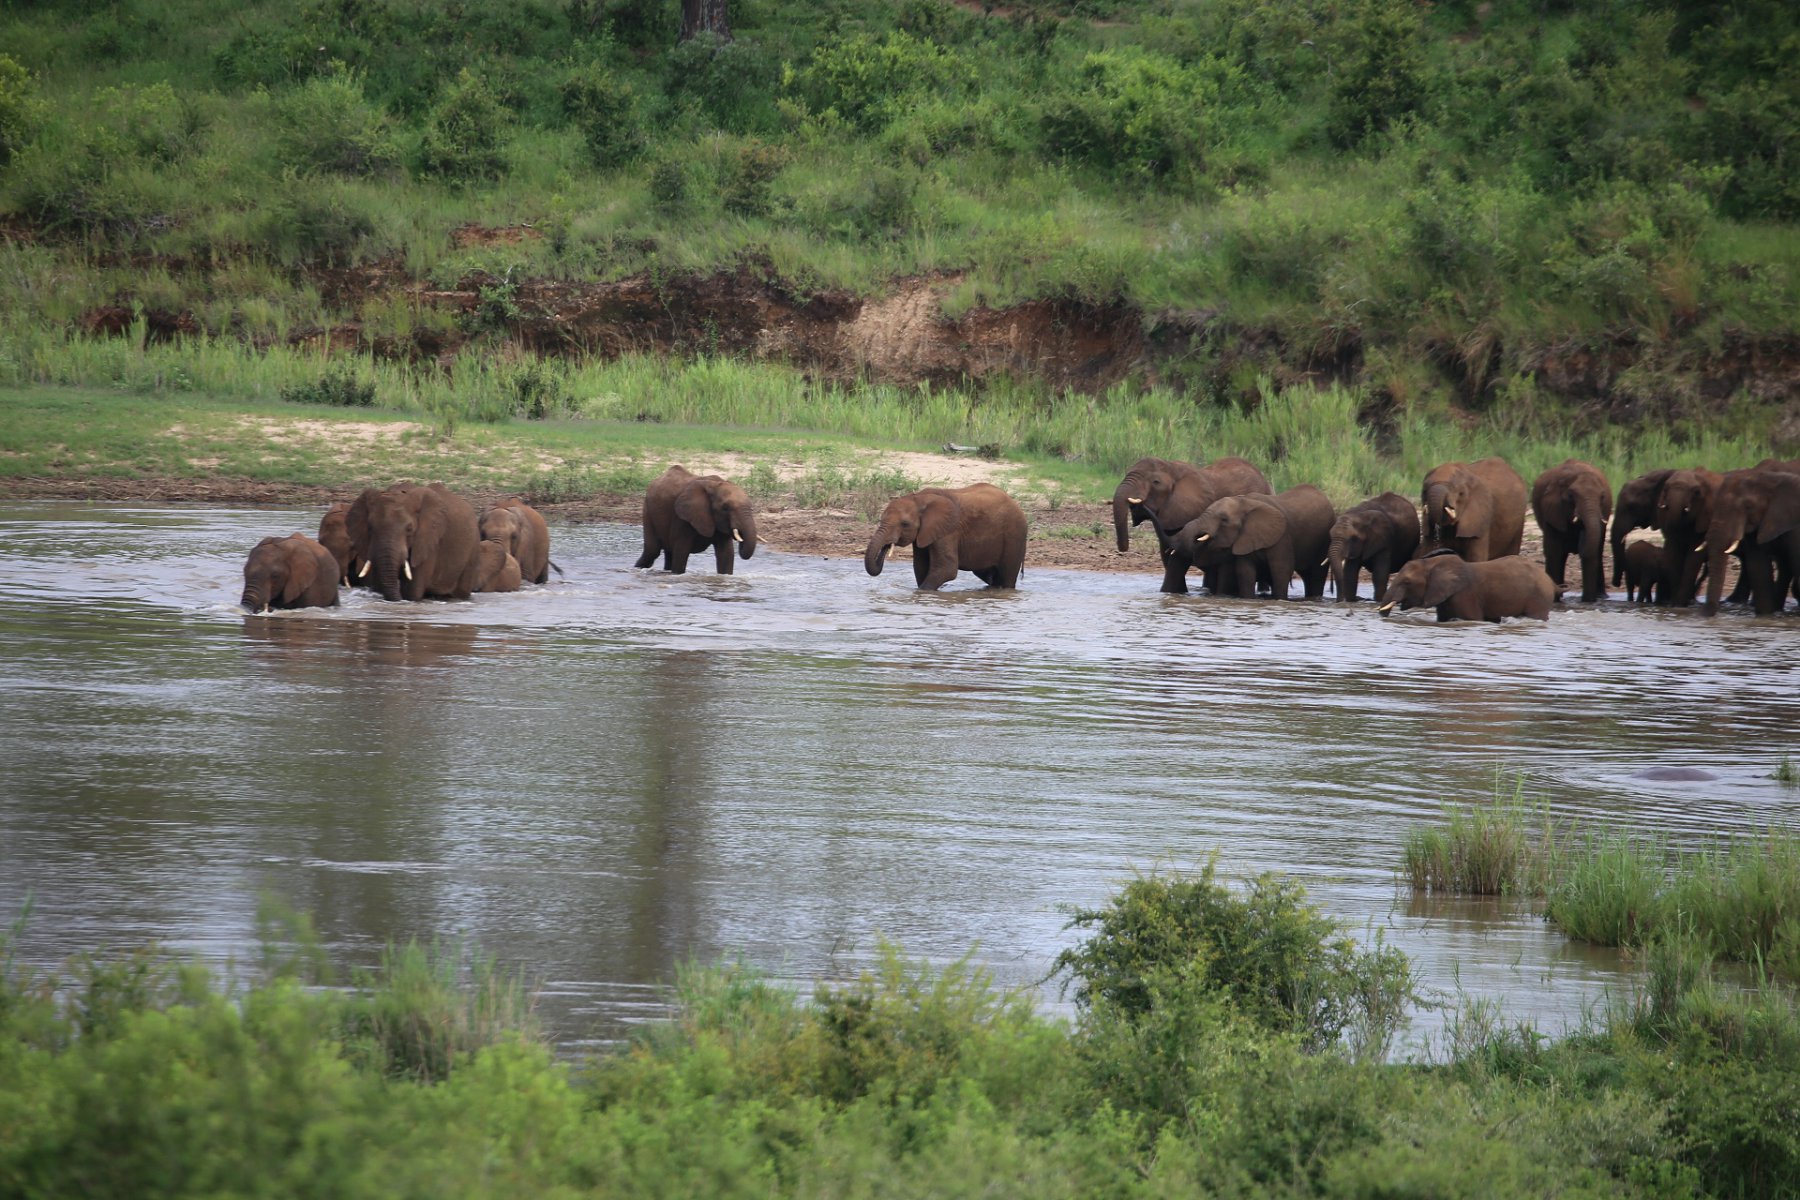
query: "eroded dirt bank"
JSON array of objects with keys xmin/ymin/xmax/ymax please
[{"xmin": 73, "ymin": 237, "xmax": 1800, "ymax": 424}]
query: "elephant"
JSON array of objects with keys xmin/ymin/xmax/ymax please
[
  {"xmin": 1420, "ymin": 458, "xmax": 1527, "ymax": 562},
  {"xmin": 478, "ymin": 498, "xmax": 552, "ymax": 584},
  {"xmin": 1377, "ymin": 550, "xmax": 1555, "ymax": 622},
  {"xmin": 865, "ymin": 483, "xmax": 1027, "ymax": 590},
  {"xmin": 1651, "ymin": 468, "xmax": 1722, "ymax": 607},
  {"xmin": 1531, "ymin": 460, "xmax": 1612, "ymax": 603},
  {"xmin": 241, "ymin": 533, "xmax": 340, "ymax": 613},
  {"xmin": 345, "ymin": 482, "xmax": 482, "ymax": 602},
  {"xmin": 1171, "ymin": 485, "xmax": 1336, "ymax": 600},
  {"xmin": 317, "ymin": 501, "xmax": 355, "ymax": 586},
  {"xmin": 472, "ymin": 540, "xmax": 523, "ymax": 593},
  {"xmin": 1620, "ymin": 539, "xmax": 1666, "ymax": 604},
  {"xmin": 1611, "ymin": 469, "xmax": 1676, "ymax": 588},
  {"xmin": 1703, "ymin": 466, "xmax": 1800, "ymax": 616},
  {"xmin": 1110, "ymin": 456, "xmax": 1273, "ymax": 594},
  {"xmin": 636, "ymin": 466, "xmax": 758, "ymax": 575},
  {"xmin": 1327, "ymin": 492, "xmax": 1420, "ymax": 602}
]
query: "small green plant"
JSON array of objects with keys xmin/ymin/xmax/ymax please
[
  {"xmin": 339, "ymin": 940, "xmax": 538, "ymax": 1083},
  {"xmin": 559, "ymin": 65, "xmax": 644, "ymax": 169},
  {"xmin": 1773, "ymin": 755, "xmax": 1798, "ymax": 783},
  {"xmin": 272, "ymin": 67, "xmax": 401, "ymax": 178},
  {"xmin": 0, "ymin": 54, "xmax": 45, "ymax": 169},
  {"xmin": 278, "ymin": 367, "xmax": 376, "ymax": 408},
  {"xmin": 721, "ymin": 140, "xmax": 788, "ymax": 217},
  {"xmin": 647, "ymin": 158, "xmax": 689, "ymax": 214},
  {"xmin": 1544, "ymin": 831, "xmax": 1667, "ymax": 947},
  {"xmin": 1401, "ymin": 776, "xmax": 1558, "ymax": 896}
]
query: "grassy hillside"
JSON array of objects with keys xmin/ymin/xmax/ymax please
[{"xmin": 2, "ymin": 0, "xmax": 1798, "ymax": 443}]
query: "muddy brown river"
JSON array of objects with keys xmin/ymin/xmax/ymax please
[{"xmin": 1, "ymin": 503, "xmax": 1795, "ymax": 1050}]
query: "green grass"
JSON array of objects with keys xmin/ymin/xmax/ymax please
[
  {"xmin": 1544, "ymin": 831, "xmax": 1670, "ymax": 948},
  {"xmin": 1401, "ymin": 779, "xmax": 1560, "ymax": 897}
]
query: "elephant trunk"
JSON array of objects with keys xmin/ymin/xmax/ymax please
[
  {"xmin": 240, "ymin": 583, "xmax": 269, "ymax": 613},
  {"xmin": 734, "ymin": 509, "xmax": 758, "ymax": 560},
  {"xmin": 1327, "ymin": 533, "xmax": 1349, "ymax": 600},
  {"xmin": 1610, "ymin": 523, "xmax": 1629, "ymax": 587},
  {"xmin": 1703, "ymin": 517, "xmax": 1739, "ymax": 615},
  {"xmin": 1577, "ymin": 495, "xmax": 1604, "ymax": 568},
  {"xmin": 864, "ymin": 525, "xmax": 893, "ymax": 577},
  {"xmin": 1112, "ymin": 474, "xmax": 1147, "ymax": 553},
  {"xmin": 375, "ymin": 545, "xmax": 406, "ymax": 602}
]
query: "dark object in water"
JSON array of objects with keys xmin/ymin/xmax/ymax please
[{"xmin": 1632, "ymin": 766, "xmax": 1721, "ymax": 782}]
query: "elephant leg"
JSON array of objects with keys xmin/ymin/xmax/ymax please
[
  {"xmin": 714, "ymin": 538, "xmax": 734, "ymax": 575},
  {"xmin": 973, "ymin": 566, "xmax": 998, "ymax": 586},
  {"xmin": 1368, "ymin": 557, "xmax": 1390, "ymax": 605},
  {"xmin": 921, "ymin": 548, "xmax": 959, "ymax": 590},
  {"xmin": 1302, "ymin": 564, "xmax": 1328, "ymax": 599},
  {"xmin": 1233, "ymin": 557, "xmax": 1258, "ymax": 599},
  {"xmin": 1266, "ymin": 549, "xmax": 1295, "ymax": 599},
  {"xmin": 635, "ymin": 530, "xmax": 661, "ymax": 570},
  {"xmin": 666, "ymin": 547, "xmax": 690, "ymax": 575},
  {"xmin": 1745, "ymin": 547, "xmax": 1779, "ymax": 615},
  {"xmin": 1580, "ymin": 550, "xmax": 1605, "ymax": 604},
  {"xmin": 1541, "ymin": 531, "xmax": 1567, "ymax": 590},
  {"xmin": 912, "ymin": 547, "xmax": 932, "ymax": 587},
  {"xmin": 995, "ymin": 559, "xmax": 1021, "ymax": 589},
  {"xmin": 1161, "ymin": 555, "xmax": 1189, "ymax": 596}
]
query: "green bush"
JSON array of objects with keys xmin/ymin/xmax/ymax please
[
  {"xmin": 720, "ymin": 140, "xmax": 788, "ymax": 217},
  {"xmin": 559, "ymin": 64, "xmax": 643, "ymax": 169},
  {"xmin": 272, "ymin": 68, "xmax": 402, "ymax": 178},
  {"xmin": 0, "ymin": 54, "xmax": 44, "ymax": 168},
  {"xmin": 417, "ymin": 68, "xmax": 507, "ymax": 184},
  {"xmin": 279, "ymin": 367, "xmax": 376, "ymax": 408},
  {"xmin": 1053, "ymin": 860, "xmax": 1415, "ymax": 1057},
  {"xmin": 1324, "ymin": 0, "xmax": 1428, "ymax": 148},
  {"xmin": 1545, "ymin": 831, "xmax": 1668, "ymax": 947},
  {"xmin": 254, "ymin": 183, "xmax": 384, "ymax": 265},
  {"xmin": 786, "ymin": 30, "xmax": 973, "ymax": 131},
  {"xmin": 1041, "ymin": 48, "xmax": 1220, "ymax": 183},
  {"xmin": 667, "ymin": 33, "xmax": 778, "ymax": 134}
]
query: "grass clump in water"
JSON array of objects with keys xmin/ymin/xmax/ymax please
[
  {"xmin": 1401, "ymin": 778, "xmax": 1558, "ymax": 896},
  {"xmin": 1544, "ymin": 831, "xmax": 1670, "ymax": 948},
  {"xmin": 1773, "ymin": 755, "xmax": 1798, "ymax": 783}
]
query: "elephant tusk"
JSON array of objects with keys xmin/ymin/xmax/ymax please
[
  {"xmin": 732, "ymin": 530, "xmax": 743, "ymax": 543},
  {"xmin": 1127, "ymin": 496, "xmax": 1143, "ymax": 505},
  {"xmin": 259, "ymin": 605, "xmax": 271, "ymax": 615},
  {"xmin": 1723, "ymin": 539, "xmax": 1740, "ymax": 555},
  {"xmin": 1195, "ymin": 532, "xmax": 1210, "ymax": 542},
  {"xmin": 1377, "ymin": 601, "xmax": 1396, "ymax": 613},
  {"xmin": 1444, "ymin": 506, "xmax": 1457, "ymax": 521},
  {"xmin": 403, "ymin": 561, "xmax": 414, "ymax": 581},
  {"xmin": 357, "ymin": 560, "xmax": 371, "ymax": 578},
  {"xmin": 886, "ymin": 542, "xmax": 896, "ymax": 561}
]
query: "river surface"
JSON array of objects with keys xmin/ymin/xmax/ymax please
[{"xmin": 1, "ymin": 503, "xmax": 1795, "ymax": 1051}]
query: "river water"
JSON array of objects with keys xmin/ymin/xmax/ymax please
[{"xmin": 1, "ymin": 503, "xmax": 1795, "ymax": 1051}]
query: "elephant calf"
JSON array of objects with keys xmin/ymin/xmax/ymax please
[
  {"xmin": 866, "ymin": 483, "xmax": 1027, "ymax": 590},
  {"xmin": 1621, "ymin": 539, "xmax": 1664, "ymax": 604},
  {"xmin": 1378, "ymin": 552, "xmax": 1554, "ymax": 622},
  {"xmin": 472, "ymin": 540, "xmax": 523, "ymax": 593},
  {"xmin": 1327, "ymin": 492, "xmax": 1420, "ymax": 602},
  {"xmin": 637, "ymin": 466, "xmax": 758, "ymax": 575},
  {"xmin": 479, "ymin": 498, "xmax": 553, "ymax": 584},
  {"xmin": 241, "ymin": 533, "xmax": 341, "ymax": 613}
]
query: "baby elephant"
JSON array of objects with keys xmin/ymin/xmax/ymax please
[
  {"xmin": 1377, "ymin": 552, "xmax": 1554, "ymax": 622},
  {"xmin": 472, "ymin": 540, "xmax": 523, "ymax": 593},
  {"xmin": 1621, "ymin": 539, "xmax": 1664, "ymax": 604},
  {"xmin": 241, "ymin": 533, "xmax": 341, "ymax": 613},
  {"xmin": 637, "ymin": 466, "xmax": 758, "ymax": 575},
  {"xmin": 865, "ymin": 483, "xmax": 1028, "ymax": 589}
]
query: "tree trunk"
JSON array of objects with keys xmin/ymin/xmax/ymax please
[{"xmin": 680, "ymin": 0, "xmax": 729, "ymax": 42}]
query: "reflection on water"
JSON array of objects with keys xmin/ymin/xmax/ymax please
[{"xmin": 1, "ymin": 502, "xmax": 1797, "ymax": 1048}]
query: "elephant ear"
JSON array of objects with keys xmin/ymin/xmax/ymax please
[
  {"xmin": 915, "ymin": 492, "xmax": 959, "ymax": 548},
  {"xmin": 1231, "ymin": 499, "xmax": 1286, "ymax": 556},
  {"xmin": 1454, "ymin": 482, "xmax": 1493, "ymax": 540},
  {"xmin": 345, "ymin": 488, "xmax": 379, "ymax": 557},
  {"xmin": 278, "ymin": 540, "xmax": 317, "ymax": 605},
  {"xmin": 411, "ymin": 490, "xmax": 445, "ymax": 579},
  {"xmin": 1420, "ymin": 558, "xmax": 1472, "ymax": 608},
  {"xmin": 1759, "ymin": 480, "xmax": 1800, "ymax": 543},
  {"xmin": 675, "ymin": 480, "xmax": 717, "ymax": 537}
]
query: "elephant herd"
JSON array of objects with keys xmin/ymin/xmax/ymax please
[
  {"xmin": 1114, "ymin": 452, "xmax": 1800, "ymax": 622},
  {"xmin": 241, "ymin": 453, "xmax": 1800, "ymax": 625}
]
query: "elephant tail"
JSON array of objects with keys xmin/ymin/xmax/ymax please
[{"xmin": 548, "ymin": 559, "xmax": 565, "ymax": 578}]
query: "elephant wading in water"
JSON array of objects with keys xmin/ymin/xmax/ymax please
[
  {"xmin": 241, "ymin": 533, "xmax": 341, "ymax": 612},
  {"xmin": 637, "ymin": 466, "xmax": 758, "ymax": 575},
  {"xmin": 346, "ymin": 483, "xmax": 482, "ymax": 602},
  {"xmin": 1421, "ymin": 458, "xmax": 1527, "ymax": 562},
  {"xmin": 317, "ymin": 501, "xmax": 355, "ymax": 586},
  {"xmin": 472, "ymin": 540, "xmax": 523, "ymax": 593},
  {"xmin": 865, "ymin": 483, "xmax": 1027, "ymax": 590},
  {"xmin": 1379, "ymin": 551, "xmax": 1555, "ymax": 622},
  {"xmin": 1327, "ymin": 492, "xmax": 1420, "ymax": 602},
  {"xmin": 1110, "ymin": 456, "xmax": 1273, "ymax": 594},
  {"xmin": 479, "ymin": 498, "xmax": 552, "ymax": 584},
  {"xmin": 1611, "ymin": 469, "xmax": 1676, "ymax": 591},
  {"xmin": 1171, "ymin": 486, "xmax": 1336, "ymax": 599},
  {"xmin": 1621, "ymin": 539, "xmax": 1666, "ymax": 604},
  {"xmin": 1704, "ymin": 466, "xmax": 1800, "ymax": 616},
  {"xmin": 1531, "ymin": 459, "xmax": 1612, "ymax": 603},
  {"xmin": 1653, "ymin": 468, "xmax": 1722, "ymax": 607}
]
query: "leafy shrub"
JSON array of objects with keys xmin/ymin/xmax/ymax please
[
  {"xmin": 1544, "ymin": 831, "xmax": 1667, "ymax": 946},
  {"xmin": 0, "ymin": 55, "xmax": 45, "ymax": 169},
  {"xmin": 1041, "ymin": 49, "xmax": 1219, "ymax": 183},
  {"xmin": 786, "ymin": 31, "xmax": 973, "ymax": 131},
  {"xmin": 339, "ymin": 940, "xmax": 537, "ymax": 1082},
  {"xmin": 667, "ymin": 33, "xmax": 778, "ymax": 133},
  {"xmin": 559, "ymin": 64, "xmax": 644, "ymax": 169},
  {"xmin": 279, "ymin": 367, "xmax": 376, "ymax": 407},
  {"xmin": 647, "ymin": 157, "xmax": 690, "ymax": 213},
  {"xmin": 1053, "ymin": 860, "xmax": 1414, "ymax": 1057},
  {"xmin": 721, "ymin": 141, "xmax": 788, "ymax": 217},
  {"xmin": 272, "ymin": 68, "xmax": 401, "ymax": 178},
  {"xmin": 254, "ymin": 183, "xmax": 384, "ymax": 264},
  {"xmin": 417, "ymin": 68, "xmax": 507, "ymax": 184},
  {"xmin": 1697, "ymin": 81, "xmax": 1800, "ymax": 220},
  {"xmin": 1325, "ymin": 0, "xmax": 1428, "ymax": 148}
]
